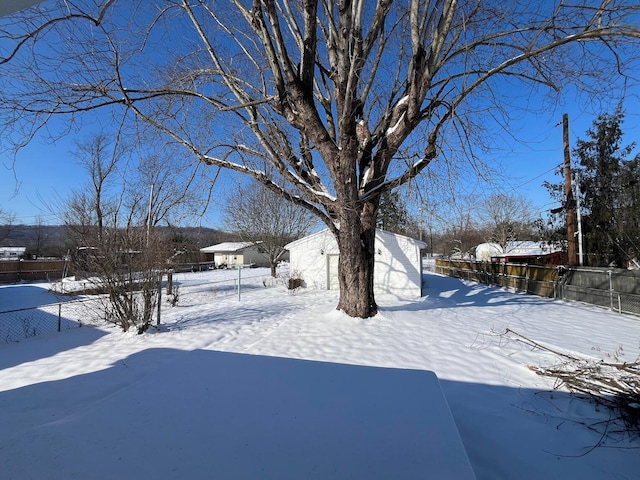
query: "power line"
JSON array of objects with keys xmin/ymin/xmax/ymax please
[{"xmin": 510, "ymin": 162, "xmax": 563, "ymax": 190}]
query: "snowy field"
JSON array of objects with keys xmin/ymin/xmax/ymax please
[{"xmin": 1, "ymin": 268, "xmax": 639, "ymax": 479}]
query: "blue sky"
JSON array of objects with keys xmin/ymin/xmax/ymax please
[
  {"xmin": 2, "ymin": 94, "xmax": 639, "ymax": 228},
  {"xmin": 2, "ymin": 2, "xmax": 640, "ymax": 230},
  {"xmin": 4, "ymin": 89, "xmax": 639, "ymax": 228},
  {"xmin": 510, "ymin": 100, "xmax": 640, "ymax": 216}
]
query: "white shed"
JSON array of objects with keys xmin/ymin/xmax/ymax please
[
  {"xmin": 475, "ymin": 241, "xmax": 563, "ymax": 262},
  {"xmin": 285, "ymin": 229, "xmax": 426, "ymax": 297},
  {"xmin": 200, "ymin": 242, "xmax": 270, "ymax": 268}
]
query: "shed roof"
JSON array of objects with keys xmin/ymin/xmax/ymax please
[
  {"xmin": 476, "ymin": 241, "xmax": 563, "ymax": 261},
  {"xmin": 200, "ymin": 242, "xmax": 261, "ymax": 253},
  {"xmin": 0, "ymin": 246, "xmax": 26, "ymax": 253}
]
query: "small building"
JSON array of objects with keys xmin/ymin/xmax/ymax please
[
  {"xmin": 199, "ymin": 242, "xmax": 271, "ymax": 268},
  {"xmin": 0, "ymin": 246, "xmax": 26, "ymax": 260},
  {"xmin": 285, "ymin": 229, "xmax": 426, "ymax": 297},
  {"xmin": 475, "ymin": 241, "xmax": 564, "ymax": 265}
]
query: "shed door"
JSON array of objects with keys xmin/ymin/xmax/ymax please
[{"xmin": 327, "ymin": 254, "xmax": 339, "ymax": 290}]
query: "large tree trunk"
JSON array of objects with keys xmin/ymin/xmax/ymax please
[
  {"xmin": 335, "ymin": 225, "xmax": 377, "ymax": 318},
  {"xmin": 335, "ymin": 201, "xmax": 378, "ymax": 318}
]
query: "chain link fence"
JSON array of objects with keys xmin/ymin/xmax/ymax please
[
  {"xmin": 1, "ymin": 268, "xmax": 286, "ymax": 343},
  {"xmin": 558, "ymin": 267, "xmax": 640, "ymax": 316},
  {"xmin": 165, "ymin": 268, "xmax": 285, "ymax": 307},
  {"xmin": 0, "ymin": 297, "xmax": 106, "ymax": 343}
]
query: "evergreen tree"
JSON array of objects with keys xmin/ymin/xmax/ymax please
[
  {"xmin": 574, "ymin": 109, "xmax": 640, "ymax": 267},
  {"xmin": 376, "ymin": 191, "xmax": 410, "ymax": 235}
]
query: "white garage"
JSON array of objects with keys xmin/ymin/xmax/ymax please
[{"xmin": 285, "ymin": 229, "xmax": 426, "ymax": 297}]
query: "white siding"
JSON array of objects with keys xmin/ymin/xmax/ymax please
[
  {"xmin": 327, "ymin": 254, "xmax": 339, "ymax": 290},
  {"xmin": 286, "ymin": 229, "xmax": 425, "ymax": 297},
  {"xmin": 239, "ymin": 245, "xmax": 271, "ymax": 268},
  {"xmin": 373, "ymin": 232, "xmax": 423, "ymax": 296},
  {"xmin": 208, "ymin": 245, "xmax": 271, "ymax": 267},
  {"xmin": 288, "ymin": 230, "xmax": 339, "ymax": 290}
]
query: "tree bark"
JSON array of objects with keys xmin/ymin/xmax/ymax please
[
  {"xmin": 335, "ymin": 226, "xmax": 377, "ymax": 318},
  {"xmin": 335, "ymin": 199, "xmax": 378, "ymax": 318}
]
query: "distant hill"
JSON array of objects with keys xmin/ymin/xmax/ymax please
[
  {"xmin": 0, "ymin": 224, "xmax": 238, "ymax": 257},
  {"xmin": 0, "ymin": 224, "xmax": 67, "ymax": 247}
]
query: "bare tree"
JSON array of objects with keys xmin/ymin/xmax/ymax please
[
  {"xmin": 2, "ymin": 1, "xmax": 640, "ymax": 317},
  {"xmin": 439, "ymin": 194, "xmax": 484, "ymax": 257},
  {"xmin": 28, "ymin": 215, "xmax": 48, "ymax": 258},
  {"xmin": 0, "ymin": 209, "xmax": 16, "ymax": 244},
  {"xmin": 75, "ymin": 224, "xmax": 168, "ymax": 333},
  {"xmin": 480, "ymin": 193, "xmax": 536, "ymax": 252},
  {"xmin": 123, "ymin": 141, "xmax": 215, "ymax": 229},
  {"xmin": 64, "ymin": 134, "xmax": 122, "ymax": 248},
  {"xmin": 224, "ymin": 180, "xmax": 317, "ymax": 277},
  {"xmin": 63, "ymin": 133, "xmax": 169, "ymax": 333}
]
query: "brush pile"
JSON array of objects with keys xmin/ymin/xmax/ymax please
[{"xmin": 502, "ymin": 328, "xmax": 640, "ymax": 435}]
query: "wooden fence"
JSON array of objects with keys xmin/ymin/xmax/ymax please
[
  {"xmin": 0, "ymin": 259, "xmax": 70, "ymax": 283},
  {"xmin": 434, "ymin": 259, "xmax": 640, "ymax": 316},
  {"xmin": 435, "ymin": 258, "xmax": 559, "ymax": 298}
]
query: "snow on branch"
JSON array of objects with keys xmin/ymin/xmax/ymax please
[{"xmin": 288, "ymin": 170, "xmax": 337, "ymax": 202}]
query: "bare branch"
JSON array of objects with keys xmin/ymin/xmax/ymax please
[{"xmin": 3, "ymin": 0, "xmax": 640, "ymax": 317}]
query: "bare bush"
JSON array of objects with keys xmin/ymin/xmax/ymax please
[{"xmin": 75, "ymin": 227, "xmax": 168, "ymax": 333}]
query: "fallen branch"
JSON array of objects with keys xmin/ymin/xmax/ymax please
[{"xmin": 500, "ymin": 328, "xmax": 640, "ymax": 436}]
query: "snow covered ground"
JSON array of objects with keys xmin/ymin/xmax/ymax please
[{"xmin": 1, "ymin": 268, "xmax": 639, "ymax": 479}]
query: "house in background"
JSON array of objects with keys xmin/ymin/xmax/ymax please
[
  {"xmin": 475, "ymin": 241, "xmax": 564, "ymax": 265},
  {"xmin": 285, "ymin": 229, "xmax": 426, "ymax": 297},
  {"xmin": 0, "ymin": 246, "xmax": 26, "ymax": 260},
  {"xmin": 199, "ymin": 242, "xmax": 271, "ymax": 268}
]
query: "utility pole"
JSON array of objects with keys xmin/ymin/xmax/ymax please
[
  {"xmin": 146, "ymin": 183, "xmax": 154, "ymax": 247},
  {"xmin": 563, "ymin": 113, "xmax": 577, "ymax": 266},
  {"xmin": 574, "ymin": 171, "xmax": 584, "ymax": 266}
]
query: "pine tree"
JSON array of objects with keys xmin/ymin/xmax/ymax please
[
  {"xmin": 376, "ymin": 191, "xmax": 410, "ymax": 235},
  {"xmin": 574, "ymin": 109, "xmax": 640, "ymax": 267}
]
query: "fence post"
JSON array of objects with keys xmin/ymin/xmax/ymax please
[
  {"xmin": 502, "ymin": 262, "xmax": 506, "ymax": 288},
  {"xmin": 58, "ymin": 303, "xmax": 62, "ymax": 332},
  {"xmin": 617, "ymin": 292, "xmax": 622, "ymax": 314},
  {"xmin": 157, "ymin": 273, "xmax": 162, "ymax": 326},
  {"xmin": 607, "ymin": 270, "xmax": 613, "ymax": 311}
]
